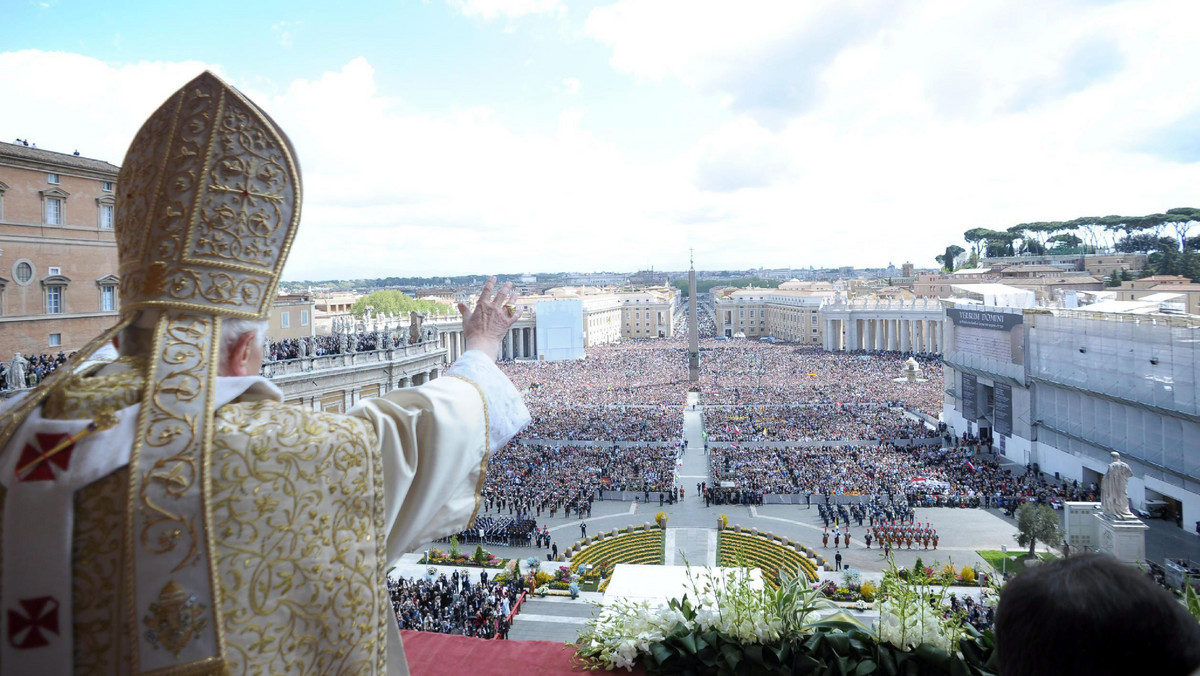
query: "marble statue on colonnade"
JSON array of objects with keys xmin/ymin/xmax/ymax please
[{"xmin": 410, "ymin": 311, "xmax": 426, "ymax": 344}]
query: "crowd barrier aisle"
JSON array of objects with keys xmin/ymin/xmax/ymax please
[{"xmin": 494, "ymin": 591, "xmax": 527, "ymax": 640}]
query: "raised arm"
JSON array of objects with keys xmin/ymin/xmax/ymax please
[{"xmin": 349, "ymin": 277, "xmax": 531, "ymax": 561}]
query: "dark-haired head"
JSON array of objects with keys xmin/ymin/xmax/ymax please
[{"xmin": 995, "ymin": 553, "xmax": 1200, "ymax": 676}]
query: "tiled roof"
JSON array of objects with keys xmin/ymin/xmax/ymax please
[{"xmin": 0, "ymin": 141, "xmax": 119, "ymax": 174}]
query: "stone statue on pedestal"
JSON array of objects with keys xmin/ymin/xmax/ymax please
[
  {"xmin": 7, "ymin": 353, "xmax": 28, "ymax": 390},
  {"xmin": 338, "ymin": 332, "xmax": 349, "ymax": 354},
  {"xmin": 1101, "ymin": 452, "xmax": 1136, "ymax": 520},
  {"xmin": 297, "ymin": 337, "xmax": 308, "ymax": 358},
  {"xmin": 382, "ymin": 331, "xmax": 393, "ymax": 350}
]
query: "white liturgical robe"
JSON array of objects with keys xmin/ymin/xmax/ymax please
[{"xmin": 0, "ymin": 348, "xmax": 529, "ymax": 675}]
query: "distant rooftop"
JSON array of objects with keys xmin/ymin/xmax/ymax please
[{"xmin": 0, "ymin": 141, "xmax": 120, "ymax": 174}]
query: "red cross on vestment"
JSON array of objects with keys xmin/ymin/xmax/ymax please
[
  {"xmin": 15, "ymin": 433, "xmax": 75, "ymax": 482},
  {"xmin": 7, "ymin": 596, "xmax": 59, "ymax": 649}
]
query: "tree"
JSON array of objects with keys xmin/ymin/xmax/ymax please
[
  {"xmin": 1014, "ymin": 502, "xmax": 1062, "ymax": 558},
  {"xmin": 1115, "ymin": 233, "xmax": 1176, "ymax": 254},
  {"xmin": 1164, "ymin": 207, "xmax": 1200, "ymax": 252},
  {"xmin": 351, "ymin": 290, "xmax": 448, "ymax": 318},
  {"xmin": 935, "ymin": 244, "xmax": 965, "ymax": 272},
  {"xmin": 1047, "ymin": 233, "xmax": 1082, "ymax": 251}
]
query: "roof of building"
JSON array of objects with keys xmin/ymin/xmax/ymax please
[
  {"xmin": 1150, "ymin": 283, "xmax": 1200, "ymax": 291},
  {"xmin": 1080, "ymin": 299, "xmax": 1187, "ymax": 315},
  {"xmin": 999, "ymin": 264, "xmax": 1070, "ymax": 273},
  {"xmin": 0, "ymin": 141, "xmax": 120, "ymax": 174},
  {"xmin": 951, "ymin": 267, "xmax": 995, "ymax": 275}
]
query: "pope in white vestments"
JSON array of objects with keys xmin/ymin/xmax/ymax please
[{"xmin": 0, "ymin": 71, "xmax": 529, "ymax": 675}]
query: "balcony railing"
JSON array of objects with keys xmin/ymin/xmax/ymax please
[{"xmin": 261, "ymin": 341, "xmax": 443, "ymax": 378}]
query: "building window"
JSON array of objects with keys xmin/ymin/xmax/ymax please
[
  {"xmin": 100, "ymin": 285, "xmax": 116, "ymax": 311},
  {"xmin": 45, "ymin": 197, "xmax": 63, "ymax": 225},
  {"xmin": 47, "ymin": 173, "xmax": 60, "ymax": 184},
  {"xmin": 301, "ymin": 310, "xmax": 309, "ymax": 326},
  {"xmin": 46, "ymin": 286, "xmax": 62, "ymax": 314},
  {"xmin": 99, "ymin": 203, "xmax": 114, "ymax": 229},
  {"xmin": 102, "ymin": 181, "xmax": 114, "ymax": 192},
  {"xmin": 281, "ymin": 311, "xmax": 290, "ymax": 328},
  {"xmin": 49, "ymin": 333, "xmax": 61, "ymax": 347},
  {"xmin": 14, "ymin": 260, "xmax": 33, "ymax": 284}
]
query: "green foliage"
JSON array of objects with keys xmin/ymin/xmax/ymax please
[
  {"xmin": 474, "ymin": 544, "xmax": 487, "ymax": 565},
  {"xmin": 449, "ymin": 534, "xmax": 460, "ymax": 558},
  {"xmin": 1186, "ymin": 582, "xmax": 1200, "ymax": 624},
  {"xmin": 935, "ymin": 244, "xmax": 965, "ymax": 272},
  {"xmin": 574, "ymin": 562, "xmax": 998, "ymax": 675},
  {"xmin": 1014, "ymin": 503, "xmax": 1062, "ymax": 558},
  {"xmin": 350, "ymin": 290, "xmax": 448, "ymax": 318}
]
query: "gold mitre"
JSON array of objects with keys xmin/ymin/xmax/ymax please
[{"xmin": 116, "ymin": 70, "xmax": 302, "ymax": 319}]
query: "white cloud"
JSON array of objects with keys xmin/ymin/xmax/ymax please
[
  {"xmin": 561, "ymin": 77, "xmax": 581, "ymax": 95},
  {"xmin": 446, "ymin": 0, "xmax": 563, "ymax": 21},
  {"xmin": 0, "ymin": 52, "xmax": 700, "ymax": 278},
  {"xmin": 5, "ymin": 0, "xmax": 1200, "ymax": 282}
]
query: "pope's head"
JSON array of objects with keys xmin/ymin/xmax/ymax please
[{"xmin": 116, "ymin": 313, "xmax": 266, "ymax": 377}]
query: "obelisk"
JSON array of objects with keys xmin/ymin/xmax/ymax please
[{"xmin": 688, "ymin": 250, "xmax": 699, "ymax": 382}]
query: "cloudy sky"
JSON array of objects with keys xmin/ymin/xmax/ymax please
[{"xmin": 4, "ymin": 0, "xmax": 1199, "ymax": 280}]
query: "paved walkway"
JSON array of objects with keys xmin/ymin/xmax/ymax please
[{"xmin": 507, "ymin": 596, "xmax": 599, "ymax": 642}]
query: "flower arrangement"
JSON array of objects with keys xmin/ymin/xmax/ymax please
[
  {"xmin": 718, "ymin": 514, "xmax": 729, "ymax": 530},
  {"xmin": 424, "ymin": 545, "xmax": 506, "ymax": 568},
  {"xmin": 655, "ymin": 511, "xmax": 668, "ymax": 528},
  {"xmin": 575, "ymin": 558, "xmax": 996, "ymax": 675}
]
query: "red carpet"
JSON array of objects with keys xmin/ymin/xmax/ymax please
[{"xmin": 402, "ymin": 630, "xmax": 646, "ymax": 675}]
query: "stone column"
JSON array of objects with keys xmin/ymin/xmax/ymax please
[
  {"xmin": 900, "ymin": 320, "xmax": 910, "ymax": 352},
  {"xmin": 503, "ymin": 330, "xmax": 513, "ymax": 361}
]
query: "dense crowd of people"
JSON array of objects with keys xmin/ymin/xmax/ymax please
[
  {"xmin": 708, "ymin": 442, "xmax": 1102, "ymax": 506},
  {"xmin": 388, "ymin": 570, "xmax": 520, "ymax": 639},
  {"xmin": 520, "ymin": 404, "xmax": 683, "ymax": 442},
  {"xmin": 501, "ymin": 341, "xmax": 689, "ymax": 406},
  {"xmin": 705, "ymin": 404, "xmax": 938, "ymax": 443},
  {"xmin": 0, "ymin": 351, "xmax": 73, "ymax": 390},
  {"xmin": 699, "ymin": 343, "xmax": 944, "ymax": 415},
  {"xmin": 480, "ymin": 443, "xmax": 678, "ymax": 523},
  {"xmin": 265, "ymin": 332, "xmax": 390, "ymax": 360}
]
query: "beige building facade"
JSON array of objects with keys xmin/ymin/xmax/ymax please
[
  {"xmin": 0, "ymin": 142, "xmax": 121, "ymax": 357},
  {"xmin": 1115, "ymin": 275, "xmax": 1200, "ymax": 315},
  {"xmin": 268, "ymin": 293, "xmax": 317, "ymax": 340},
  {"xmin": 617, "ymin": 286, "xmax": 678, "ymax": 339},
  {"xmin": 712, "ymin": 286, "xmax": 833, "ymax": 344}
]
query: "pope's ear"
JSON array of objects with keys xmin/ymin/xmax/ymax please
[{"xmin": 223, "ymin": 331, "xmax": 259, "ymax": 377}]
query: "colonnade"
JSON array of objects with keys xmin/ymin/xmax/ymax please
[
  {"xmin": 502, "ymin": 326, "xmax": 536, "ymax": 361},
  {"xmin": 824, "ymin": 317, "xmax": 944, "ymax": 353}
]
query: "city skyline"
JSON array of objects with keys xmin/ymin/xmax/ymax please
[{"xmin": 3, "ymin": 0, "xmax": 1199, "ymax": 279}]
